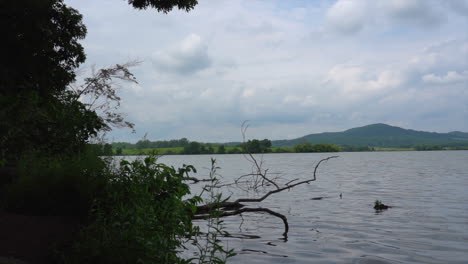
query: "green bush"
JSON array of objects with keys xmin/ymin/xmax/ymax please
[
  {"xmin": 65, "ymin": 156, "xmax": 200, "ymax": 264},
  {"xmin": 2, "ymin": 150, "xmax": 108, "ymax": 216},
  {"xmin": 294, "ymin": 142, "xmax": 340, "ymax": 153}
]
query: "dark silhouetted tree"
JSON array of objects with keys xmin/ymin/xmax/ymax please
[
  {"xmin": 217, "ymin": 145, "xmax": 226, "ymax": 154},
  {"xmin": 0, "ymin": 0, "xmax": 92, "ymax": 163},
  {"xmin": 0, "ymin": 0, "xmax": 200, "ymax": 165},
  {"xmin": 128, "ymin": 0, "xmax": 197, "ymax": 12},
  {"xmin": 241, "ymin": 139, "xmax": 272, "ymax": 153},
  {"xmin": 183, "ymin": 142, "xmax": 201, "ymax": 154}
]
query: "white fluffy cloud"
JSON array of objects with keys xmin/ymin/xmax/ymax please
[{"xmin": 325, "ymin": 65, "xmax": 404, "ymax": 101}]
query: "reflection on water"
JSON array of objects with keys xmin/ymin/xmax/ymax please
[{"xmin": 150, "ymin": 151, "xmax": 468, "ymax": 264}]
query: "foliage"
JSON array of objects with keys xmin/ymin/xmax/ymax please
[
  {"xmin": 217, "ymin": 145, "xmax": 226, "ymax": 154},
  {"xmin": 183, "ymin": 142, "xmax": 216, "ymax": 155},
  {"xmin": 0, "ymin": 1, "xmax": 139, "ymax": 165},
  {"xmin": 115, "ymin": 147, "xmax": 123, "ymax": 155},
  {"xmin": 414, "ymin": 144, "xmax": 444, "ymax": 151},
  {"xmin": 374, "ymin": 200, "xmax": 390, "ymax": 210},
  {"xmin": 70, "ymin": 63, "xmax": 139, "ymax": 132},
  {"xmin": 87, "ymin": 143, "xmax": 114, "ymax": 156},
  {"xmin": 1, "ymin": 149, "xmax": 108, "ymax": 217},
  {"xmin": 240, "ymin": 139, "xmax": 272, "ymax": 153},
  {"xmin": 0, "ymin": 0, "xmax": 86, "ymax": 96},
  {"xmin": 374, "ymin": 200, "xmax": 382, "ymax": 208},
  {"xmin": 184, "ymin": 142, "xmax": 203, "ymax": 154},
  {"xmin": 120, "ymin": 147, "xmax": 183, "ymax": 155},
  {"xmin": 0, "ymin": 92, "xmax": 103, "ymax": 163},
  {"xmin": 294, "ymin": 143, "xmax": 339, "ymax": 153},
  {"xmin": 0, "ymin": 0, "xmax": 90, "ymax": 164},
  {"xmin": 131, "ymin": 138, "xmax": 190, "ymax": 149},
  {"xmin": 193, "ymin": 159, "xmax": 236, "ymax": 264},
  {"xmin": 0, "ymin": 0, "xmax": 239, "ymax": 263},
  {"xmin": 128, "ymin": 0, "xmax": 198, "ymax": 12},
  {"xmin": 340, "ymin": 145, "xmax": 374, "ymax": 152},
  {"xmin": 66, "ymin": 155, "xmax": 200, "ymax": 264}
]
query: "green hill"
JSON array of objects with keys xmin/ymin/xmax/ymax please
[{"xmin": 272, "ymin": 123, "xmax": 468, "ymax": 148}]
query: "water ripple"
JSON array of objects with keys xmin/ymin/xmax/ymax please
[{"xmin": 157, "ymin": 151, "xmax": 468, "ymax": 264}]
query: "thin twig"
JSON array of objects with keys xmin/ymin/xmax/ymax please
[{"xmin": 193, "ymin": 207, "xmax": 289, "ymax": 237}]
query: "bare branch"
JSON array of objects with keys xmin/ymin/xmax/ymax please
[
  {"xmin": 313, "ymin": 156, "xmax": 339, "ymax": 179},
  {"xmin": 193, "ymin": 207, "xmax": 289, "ymax": 237},
  {"xmin": 285, "ymin": 178, "xmax": 300, "ymax": 186},
  {"xmin": 193, "ymin": 123, "xmax": 339, "ymax": 238},
  {"xmin": 70, "ymin": 61, "xmax": 141, "ymax": 133},
  {"xmin": 184, "ymin": 177, "xmax": 215, "ymax": 183},
  {"xmin": 239, "ymin": 121, "xmax": 279, "ymax": 190},
  {"xmin": 195, "ymin": 156, "xmax": 339, "ymax": 218}
]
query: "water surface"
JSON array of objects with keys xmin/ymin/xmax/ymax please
[{"xmin": 153, "ymin": 151, "xmax": 468, "ymax": 263}]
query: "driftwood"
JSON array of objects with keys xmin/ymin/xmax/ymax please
[
  {"xmin": 195, "ymin": 156, "xmax": 338, "ymax": 212},
  {"xmin": 191, "ymin": 149, "xmax": 338, "ymax": 237},
  {"xmin": 184, "ymin": 177, "xmax": 215, "ymax": 183},
  {"xmin": 374, "ymin": 200, "xmax": 392, "ymax": 210}
]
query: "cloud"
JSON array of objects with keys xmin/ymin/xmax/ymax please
[
  {"xmin": 324, "ymin": 0, "xmax": 454, "ymax": 35},
  {"xmin": 152, "ymin": 34, "xmax": 212, "ymax": 75},
  {"xmin": 325, "ymin": 0, "xmax": 369, "ymax": 34},
  {"xmin": 64, "ymin": 0, "xmax": 468, "ymax": 141},
  {"xmin": 324, "ymin": 65, "xmax": 404, "ymax": 101},
  {"xmin": 383, "ymin": 0, "xmax": 445, "ymax": 26},
  {"xmin": 446, "ymin": 0, "xmax": 468, "ymax": 17},
  {"xmin": 422, "ymin": 71, "xmax": 468, "ymax": 84}
]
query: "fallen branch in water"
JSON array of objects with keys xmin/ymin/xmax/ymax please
[
  {"xmin": 184, "ymin": 177, "xmax": 215, "ymax": 183},
  {"xmin": 192, "ymin": 154, "xmax": 338, "ymax": 237},
  {"xmin": 193, "ymin": 207, "xmax": 289, "ymax": 236}
]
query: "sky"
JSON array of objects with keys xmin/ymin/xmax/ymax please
[{"xmin": 65, "ymin": 0, "xmax": 468, "ymax": 142}]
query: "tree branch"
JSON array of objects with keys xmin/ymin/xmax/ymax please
[
  {"xmin": 184, "ymin": 177, "xmax": 215, "ymax": 183},
  {"xmin": 194, "ymin": 156, "xmax": 339, "ymax": 234},
  {"xmin": 193, "ymin": 207, "xmax": 289, "ymax": 237}
]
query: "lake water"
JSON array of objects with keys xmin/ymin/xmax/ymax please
[{"xmin": 143, "ymin": 151, "xmax": 468, "ymax": 264}]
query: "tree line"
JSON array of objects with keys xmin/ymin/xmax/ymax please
[
  {"xmin": 112, "ymin": 138, "xmax": 462, "ymax": 155},
  {"xmin": 110, "ymin": 138, "xmax": 357, "ymax": 155}
]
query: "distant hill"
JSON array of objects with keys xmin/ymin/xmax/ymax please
[{"xmin": 272, "ymin": 123, "xmax": 468, "ymax": 148}]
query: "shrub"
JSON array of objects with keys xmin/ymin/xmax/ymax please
[
  {"xmin": 2, "ymin": 149, "xmax": 108, "ymax": 217},
  {"xmin": 65, "ymin": 156, "xmax": 200, "ymax": 264}
]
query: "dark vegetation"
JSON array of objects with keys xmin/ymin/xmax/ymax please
[
  {"xmin": 0, "ymin": 0, "xmax": 243, "ymax": 263},
  {"xmin": 111, "ymin": 123, "xmax": 468, "ymax": 155},
  {"xmin": 112, "ymin": 139, "xmax": 344, "ymax": 155},
  {"xmin": 113, "ymin": 138, "xmax": 273, "ymax": 155},
  {"xmin": 293, "ymin": 143, "xmax": 339, "ymax": 153},
  {"xmin": 1, "ymin": 1, "xmax": 338, "ymax": 263}
]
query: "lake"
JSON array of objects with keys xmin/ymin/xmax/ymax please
[{"xmin": 140, "ymin": 151, "xmax": 468, "ymax": 264}]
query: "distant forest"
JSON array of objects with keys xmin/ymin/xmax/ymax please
[
  {"xmin": 110, "ymin": 139, "xmax": 347, "ymax": 155},
  {"xmin": 110, "ymin": 123, "xmax": 468, "ymax": 155}
]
